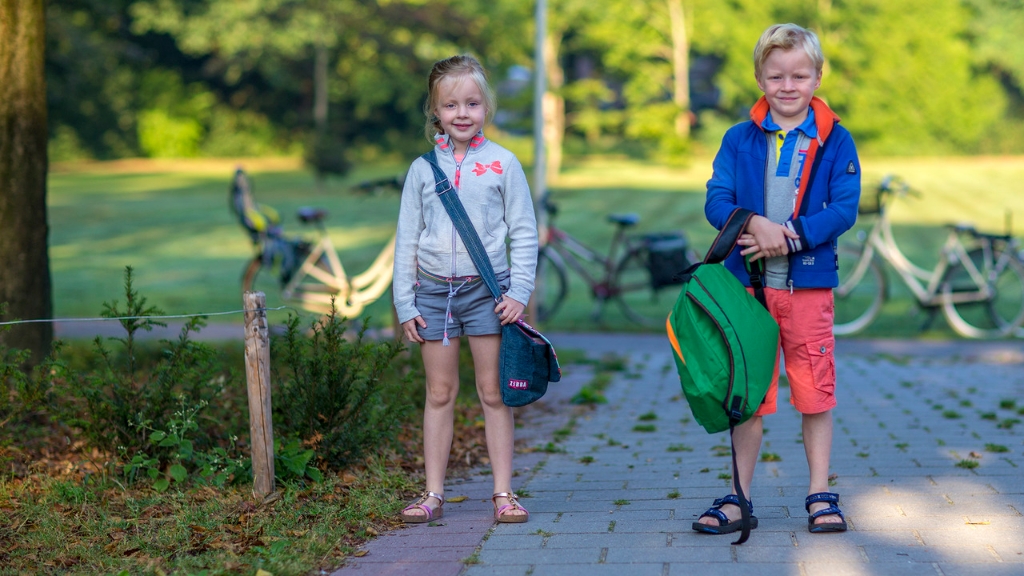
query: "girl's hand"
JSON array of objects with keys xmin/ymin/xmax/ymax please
[
  {"xmin": 738, "ymin": 216, "xmax": 799, "ymax": 261},
  {"xmin": 495, "ymin": 297, "xmax": 526, "ymax": 325},
  {"xmin": 402, "ymin": 317, "xmax": 427, "ymax": 343}
]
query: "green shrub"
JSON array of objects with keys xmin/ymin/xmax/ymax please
[
  {"xmin": 53, "ymin": 267, "xmax": 236, "ymax": 457},
  {"xmin": 274, "ymin": 307, "xmax": 407, "ymax": 470},
  {"xmin": 123, "ymin": 397, "xmax": 249, "ymax": 491}
]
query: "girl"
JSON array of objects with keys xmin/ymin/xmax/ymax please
[{"xmin": 392, "ymin": 54, "xmax": 538, "ymax": 524}]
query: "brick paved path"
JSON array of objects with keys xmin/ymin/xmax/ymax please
[{"xmin": 336, "ymin": 335, "xmax": 1024, "ymax": 576}]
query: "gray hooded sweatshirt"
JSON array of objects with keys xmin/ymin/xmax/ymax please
[{"xmin": 392, "ymin": 132, "xmax": 538, "ymax": 325}]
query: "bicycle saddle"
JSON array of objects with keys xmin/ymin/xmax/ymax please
[
  {"xmin": 608, "ymin": 213, "xmax": 640, "ymax": 227},
  {"xmin": 297, "ymin": 206, "xmax": 328, "ymax": 223}
]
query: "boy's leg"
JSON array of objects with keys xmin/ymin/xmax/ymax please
[
  {"xmin": 410, "ymin": 338, "xmax": 462, "ymax": 518},
  {"xmin": 697, "ymin": 415, "xmax": 763, "ymax": 526},
  {"xmin": 803, "ymin": 410, "xmax": 842, "ymax": 525},
  {"xmin": 778, "ymin": 288, "xmax": 844, "ymax": 526},
  {"xmin": 468, "ymin": 334, "xmax": 526, "ymax": 519}
]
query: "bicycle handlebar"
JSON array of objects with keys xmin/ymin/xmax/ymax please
[
  {"xmin": 540, "ymin": 193, "xmax": 558, "ymax": 217},
  {"xmin": 877, "ymin": 174, "xmax": 919, "ymax": 198},
  {"xmin": 350, "ymin": 174, "xmax": 405, "ymax": 195}
]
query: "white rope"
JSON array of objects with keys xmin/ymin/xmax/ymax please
[{"xmin": 0, "ymin": 306, "xmax": 291, "ymax": 327}]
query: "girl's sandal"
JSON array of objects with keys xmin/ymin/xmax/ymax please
[
  {"xmin": 401, "ymin": 491, "xmax": 445, "ymax": 524},
  {"xmin": 492, "ymin": 492, "xmax": 529, "ymax": 524}
]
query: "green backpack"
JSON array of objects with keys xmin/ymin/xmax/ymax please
[
  {"xmin": 666, "ymin": 208, "xmax": 778, "ymax": 434},
  {"xmin": 665, "ymin": 208, "xmax": 779, "ymax": 544}
]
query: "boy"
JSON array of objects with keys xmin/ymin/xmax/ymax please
[{"xmin": 694, "ymin": 23, "xmax": 859, "ymax": 534}]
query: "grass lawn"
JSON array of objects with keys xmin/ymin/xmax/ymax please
[{"xmin": 47, "ymin": 153, "xmax": 1024, "ymax": 338}]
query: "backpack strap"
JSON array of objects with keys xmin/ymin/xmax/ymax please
[
  {"xmin": 704, "ymin": 208, "xmax": 768, "ymax": 310},
  {"xmin": 700, "ymin": 207, "xmax": 766, "ymax": 545},
  {"xmin": 420, "ymin": 150, "xmax": 503, "ymax": 303}
]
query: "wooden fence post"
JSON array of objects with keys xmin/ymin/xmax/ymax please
[{"xmin": 243, "ymin": 291, "xmax": 275, "ymax": 499}]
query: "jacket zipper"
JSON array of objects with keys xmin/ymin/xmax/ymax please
[{"xmin": 448, "ymin": 144, "xmax": 468, "ymax": 277}]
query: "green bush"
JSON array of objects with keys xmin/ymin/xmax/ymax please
[
  {"xmin": 273, "ymin": 307, "xmax": 409, "ymax": 470},
  {"xmin": 52, "ymin": 267, "xmax": 241, "ymax": 458},
  {"xmin": 3, "ymin": 268, "xmax": 421, "ymax": 492},
  {"xmin": 0, "ymin": 310, "xmax": 65, "ymax": 434}
]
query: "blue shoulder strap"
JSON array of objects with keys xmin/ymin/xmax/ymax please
[{"xmin": 421, "ymin": 150, "xmax": 503, "ymax": 302}]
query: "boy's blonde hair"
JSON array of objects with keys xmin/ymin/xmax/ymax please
[
  {"xmin": 424, "ymin": 54, "xmax": 497, "ymax": 142},
  {"xmin": 753, "ymin": 24, "xmax": 824, "ymax": 80}
]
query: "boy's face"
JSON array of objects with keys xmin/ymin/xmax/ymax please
[{"xmin": 756, "ymin": 48, "xmax": 821, "ymax": 130}]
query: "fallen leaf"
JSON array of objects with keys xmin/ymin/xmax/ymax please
[
  {"xmin": 341, "ymin": 472, "xmax": 358, "ymax": 485},
  {"xmin": 189, "ymin": 525, "xmax": 208, "ymax": 534},
  {"xmin": 353, "ymin": 550, "xmax": 369, "ymax": 557},
  {"xmin": 966, "ymin": 520, "xmax": 991, "ymax": 525},
  {"xmin": 255, "ymin": 570, "xmax": 274, "ymax": 576},
  {"xmin": 365, "ymin": 527, "xmax": 379, "ymax": 536},
  {"xmin": 969, "ymin": 451, "xmax": 983, "ymax": 459},
  {"xmin": 446, "ymin": 496, "xmax": 468, "ymax": 503}
]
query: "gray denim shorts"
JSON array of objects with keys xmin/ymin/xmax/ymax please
[{"xmin": 414, "ymin": 267, "xmax": 511, "ymax": 341}]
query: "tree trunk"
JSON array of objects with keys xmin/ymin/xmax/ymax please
[
  {"xmin": 543, "ymin": 32, "xmax": 565, "ymax": 179},
  {"xmin": 313, "ymin": 42, "xmax": 328, "ymax": 192},
  {"xmin": 0, "ymin": 0, "xmax": 52, "ymax": 364},
  {"xmin": 667, "ymin": 0, "xmax": 690, "ymax": 138}
]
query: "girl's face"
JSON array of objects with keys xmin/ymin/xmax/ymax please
[
  {"xmin": 756, "ymin": 48, "xmax": 821, "ymax": 131},
  {"xmin": 434, "ymin": 75, "xmax": 487, "ymax": 155}
]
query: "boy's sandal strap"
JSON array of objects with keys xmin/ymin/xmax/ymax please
[
  {"xmin": 804, "ymin": 492, "xmax": 839, "ymax": 512},
  {"xmin": 809, "ymin": 504, "xmax": 845, "ymax": 521},
  {"xmin": 698, "ymin": 494, "xmax": 755, "ymax": 526}
]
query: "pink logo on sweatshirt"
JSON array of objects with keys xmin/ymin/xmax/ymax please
[
  {"xmin": 508, "ymin": 379, "xmax": 528, "ymax": 390},
  {"xmin": 473, "ymin": 161, "xmax": 503, "ymax": 176}
]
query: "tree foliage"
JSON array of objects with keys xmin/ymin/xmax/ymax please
[{"xmin": 43, "ymin": 0, "xmax": 1024, "ymax": 161}]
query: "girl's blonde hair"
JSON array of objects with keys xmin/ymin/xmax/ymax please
[
  {"xmin": 753, "ymin": 24, "xmax": 824, "ymax": 80},
  {"xmin": 423, "ymin": 54, "xmax": 497, "ymax": 143}
]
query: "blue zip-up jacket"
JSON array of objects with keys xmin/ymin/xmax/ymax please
[{"xmin": 705, "ymin": 96, "xmax": 860, "ymax": 288}]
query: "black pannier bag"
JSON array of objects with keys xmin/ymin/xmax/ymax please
[{"xmin": 645, "ymin": 232, "xmax": 694, "ymax": 289}]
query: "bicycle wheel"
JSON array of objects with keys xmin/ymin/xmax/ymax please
[
  {"xmin": 535, "ymin": 246, "xmax": 568, "ymax": 323},
  {"xmin": 241, "ymin": 255, "xmax": 262, "ymax": 293},
  {"xmin": 833, "ymin": 245, "xmax": 886, "ymax": 335},
  {"xmin": 942, "ymin": 248, "xmax": 1024, "ymax": 338},
  {"xmin": 612, "ymin": 246, "xmax": 669, "ymax": 327}
]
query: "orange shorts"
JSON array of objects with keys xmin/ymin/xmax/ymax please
[{"xmin": 748, "ymin": 287, "xmax": 836, "ymax": 416}]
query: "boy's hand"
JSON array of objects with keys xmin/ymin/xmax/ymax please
[
  {"xmin": 737, "ymin": 215, "xmax": 800, "ymax": 261},
  {"xmin": 495, "ymin": 296, "xmax": 526, "ymax": 325},
  {"xmin": 402, "ymin": 316, "xmax": 427, "ymax": 343}
]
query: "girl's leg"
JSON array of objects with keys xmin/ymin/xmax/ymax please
[
  {"xmin": 803, "ymin": 409, "xmax": 842, "ymax": 524},
  {"xmin": 697, "ymin": 415, "xmax": 763, "ymax": 526},
  {"xmin": 468, "ymin": 334, "xmax": 526, "ymax": 519},
  {"xmin": 407, "ymin": 338, "xmax": 461, "ymax": 519}
]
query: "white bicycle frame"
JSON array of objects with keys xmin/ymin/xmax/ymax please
[
  {"xmin": 843, "ymin": 211, "xmax": 1009, "ymax": 337},
  {"xmin": 281, "ymin": 232, "xmax": 396, "ymax": 317}
]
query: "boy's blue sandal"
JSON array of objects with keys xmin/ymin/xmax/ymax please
[
  {"xmin": 806, "ymin": 492, "xmax": 847, "ymax": 533},
  {"xmin": 692, "ymin": 494, "xmax": 759, "ymax": 534}
]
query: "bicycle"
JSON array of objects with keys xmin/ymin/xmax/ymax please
[
  {"xmin": 534, "ymin": 194, "xmax": 699, "ymax": 327},
  {"xmin": 834, "ymin": 175, "xmax": 1024, "ymax": 339},
  {"xmin": 232, "ymin": 169, "xmax": 397, "ymax": 318}
]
